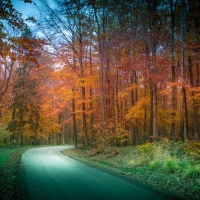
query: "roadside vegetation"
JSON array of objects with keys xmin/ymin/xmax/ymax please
[
  {"xmin": 62, "ymin": 139, "xmax": 200, "ymax": 200},
  {"xmin": 0, "ymin": 140, "xmax": 200, "ymax": 200},
  {"xmin": 0, "ymin": 146, "xmax": 29, "ymax": 200}
]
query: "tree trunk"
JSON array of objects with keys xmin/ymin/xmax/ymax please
[
  {"xmin": 152, "ymin": 41, "xmax": 157, "ymax": 141},
  {"xmin": 116, "ymin": 69, "xmax": 120, "ymax": 124},
  {"xmin": 152, "ymin": 83, "xmax": 157, "ymax": 140},
  {"xmin": 170, "ymin": 0, "xmax": 177, "ymax": 142},
  {"xmin": 93, "ymin": 2, "xmax": 108, "ymax": 147},
  {"xmin": 72, "ymin": 88, "xmax": 78, "ymax": 150},
  {"xmin": 149, "ymin": 84, "xmax": 153, "ymax": 140},
  {"xmin": 181, "ymin": 0, "xmax": 187, "ymax": 143},
  {"xmin": 130, "ymin": 70, "xmax": 138, "ymax": 144},
  {"xmin": 81, "ymin": 86, "xmax": 89, "ymax": 149}
]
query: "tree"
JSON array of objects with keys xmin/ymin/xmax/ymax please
[
  {"xmin": 7, "ymin": 0, "xmax": 198, "ymax": 147},
  {"xmin": 7, "ymin": 29, "xmax": 46, "ymax": 145}
]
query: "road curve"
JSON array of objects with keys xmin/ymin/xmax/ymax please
[{"xmin": 19, "ymin": 146, "xmax": 182, "ymax": 200}]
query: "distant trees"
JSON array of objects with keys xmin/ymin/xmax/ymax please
[
  {"xmin": 6, "ymin": 29, "xmax": 47, "ymax": 145},
  {"xmin": 0, "ymin": 0, "xmax": 200, "ymax": 147},
  {"xmin": 28, "ymin": 0, "xmax": 199, "ymax": 148}
]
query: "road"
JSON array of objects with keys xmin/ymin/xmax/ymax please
[{"xmin": 19, "ymin": 146, "xmax": 182, "ymax": 200}]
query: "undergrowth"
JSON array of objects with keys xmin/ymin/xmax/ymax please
[{"xmin": 62, "ymin": 139, "xmax": 200, "ymax": 200}]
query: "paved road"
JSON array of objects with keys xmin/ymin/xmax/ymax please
[{"xmin": 20, "ymin": 146, "xmax": 182, "ymax": 200}]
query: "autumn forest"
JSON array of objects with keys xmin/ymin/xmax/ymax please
[{"xmin": 0, "ymin": 0, "xmax": 200, "ymax": 149}]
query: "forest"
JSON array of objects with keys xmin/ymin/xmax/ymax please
[{"xmin": 0, "ymin": 0, "xmax": 200, "ymax": 149}]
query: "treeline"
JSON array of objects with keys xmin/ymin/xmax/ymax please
[{"xmin": 0, "ymin": 0, "xmax": 200, "ymax": 148}]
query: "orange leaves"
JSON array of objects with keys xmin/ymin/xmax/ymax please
[
  {"xmin": 189, "ymin": 87, "xmax": 200, "ymax": 104},
  {"xmin": 126, "ymin": 97, "xmax": 150, "ymax": 124}
]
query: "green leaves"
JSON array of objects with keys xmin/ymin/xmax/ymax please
[{"xmin": 0, "ymin": 123, "xmax": 12, "ymax": 140}]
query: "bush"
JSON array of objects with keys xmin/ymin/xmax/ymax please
[
  {"xmin": 163, "ymin": 158, "xmax": 179, "ymax": 173},
  {"xmin": 149, "ymin": 159, "xmax": 162, "ymax": 170},
  {"xmin": 182, "ymin": 164, "xmax": 200, "ymax": 179},
  {"xmin": 153, "ymin": 145, "xmax": 172, "ymax": 162},
  {"xmin": 11, "ymin": 139, "xmax": 17, "ymax": 145},
  {"xmin": 139, "ymin": 142, "xmax": 154, "ymax": 159},
  {"xmin": 186, "ymin": 141, "xmax": 200, "ymax": 161},
  {"xmin": 128, "ymin": 154, "xmax": 148, "ymax": 167},
  {"xmin": 0, "ymin": 124, "xmax": 12, "ymax": 146}
]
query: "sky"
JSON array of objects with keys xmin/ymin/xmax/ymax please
[{"xmin": 12, "ymin": 0, "xmax": 38, "ymax": 20}]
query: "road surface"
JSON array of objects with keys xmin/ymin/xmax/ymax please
[{"xmin": 20, "ymin": 146, "xmax": 182, "ymax": 200}]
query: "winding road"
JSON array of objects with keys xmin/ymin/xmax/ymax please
[{"xmin": 20, "ymin": 146, "xmax": 182, "ymax": 200}]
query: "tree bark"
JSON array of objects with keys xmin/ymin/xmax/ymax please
[
  {"xmin": 181, "ymin": 0, "xmax": 187, "ymax": 143},
  {"xmin": 72, "ymin": 88, "xmax": 78, "ymax": 150},
  {"xmin": 170, "ymin": 0, "xmax": 177, "ymax": 142},
  {"xmin": 93, "ymin": 1, "xmax": 108, "ymax": 146}
]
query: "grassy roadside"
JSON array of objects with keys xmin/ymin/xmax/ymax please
[
  {"xmin": 62, "ymin": 142, "xmax": 200, "ymax": 200},
  {"xmin": 0, "ymin": 144, "xmax": 70, "ymax": 200},
  {"xmin": 0, "ymin": 147, "xmax": 30, "ymax": 200}
]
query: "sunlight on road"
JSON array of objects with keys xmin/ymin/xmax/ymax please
[{"xmin": 20, "ymin": 146, "xmax": 182, "ymax": 200}]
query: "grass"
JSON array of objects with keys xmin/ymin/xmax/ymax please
[
  {"xmin": 0, "ymin": 144, "xmax": 73, "ymax": 200},
  {"xmin": 0, "ymin": 142, "xmax": 199, "ymax": 200},
  {"xmin": 0, "ymin": 146, "xmax": 30, "ymax": 200},
  {"xmin": 0, "ymin": 148, "xmax": 13, "ymax": 166},
  {"xmin": 97, "ymin": 160, "xmax": 110, "ymax": 166},
  {"xmin": 148, "ymin": 159, "xmax": 162, "ymax": 170},
  {"xmin": 162, "ymin": 158, "xmax": 179, "ymax": 173},
  {"xmin": 62, "ymin": 141, "xmax": 200, "ymax": 200}
]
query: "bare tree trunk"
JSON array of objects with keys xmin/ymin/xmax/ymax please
[
  {"xmin": 152, "ymin": 82, "xmax": 157, "ymax": 140},
  {"xmin": 149, "ymin": 84, "xmax": 153, "ymax": 140},
  {"xmin": 116, "ymin": 69, "xmax": 120, "ymax": 124},
  {"xmin": 147, "ymin": 0, "xmax": 158, "ymax": 141},
  {"xmin": 195, "ymin": 63, "xmax": 200, "ymax": 138},
  {"xmin": 188, "ymin": 55, "xmax": 198, "ymax": 137},
  {"xmin": 130, "ymin": 70, "xmax": 138, "ymax": 144},
  {"xmin": 89, "ymin": 45, "xmax": 94, "ymax": 143},
  {"xmin": 152, "ymin": 41, "xmax": 157, "ymax": 141},
  {"xmin": 72, "ymin": 88, "xmax": 78, "ymax": 150},
  {"xmin": 170, "ymin": 0, "xmax": 177, "ymax": 142},
  {"xmin": 144, "ymin": 85, "xmax": 147, "ymax": 141},
  {"xmin": 93, "ymin": 2, "xmax": 108, "ymax": 147},
  {"xmin": 77, "ymin": 5, "xmax": 89, "ymax": 149},
  {"xmin": 99, "ymin": 43, "xmax": 108, "ymax": 146},
  {"xmin": 18, "ymin": 119, "xmax": 22, "ymax": 147},
  {"xmin": 181, "ymin": 0, "xmax": 187, "ymax": 143},
  {"xmin": 81, "ymin": 86, "xmax": 89, "ymax": 149}
]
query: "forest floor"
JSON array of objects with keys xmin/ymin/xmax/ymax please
[{"xmin": 62, "ymin": 144, "xmax": 200, "ymax": 200}]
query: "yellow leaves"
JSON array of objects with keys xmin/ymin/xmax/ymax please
[
  {"xmin": 118, "ymin": 85, "xmax": 139, "ymax": 99},
  {"xmin": 189, "ymin": 87, "xmax": 200, "ymax": 104},
  {"xmin": 126, "ymin": 97, "xmax": 150, "ymax": 124},
  {"xmin": 23, "ymin": 123, "xmax": 34, "ymax": 137}
]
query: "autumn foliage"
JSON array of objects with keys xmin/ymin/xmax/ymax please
[{"xmin": 0, "ymin": 0, "xmax": 200, "ymax": 148}]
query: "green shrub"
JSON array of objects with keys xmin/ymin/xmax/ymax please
[
  {"xmin": 163, "ymin": 158, "xmax": 179, "ymax": 173},
  {"xmin": 98, "ymin": 160, "xmax": 110, "ymax": 166},
  {"xmin": 128, "ymin": 154, "xmax": 148, "ymax": 167},
  {"xmin": 153, "ymin": 145, "xmax": 172, "ymax": 162},
  {"xmin": 11, "ymin": 139, "xmax": 17, "ymax": 146},
  {"xmin": 182, "ymin": 164, "xmax": 200, "ymax": 179},
  {"xmin": 0, "ymin": 124, "xmax": 12, "ymax": 145},
  {"xmin": 139, "ymin": 142, "xmax": 154, "ymax": 159},
  {"xmin": 149, "ymin": 159, "xmax": 162, "ymax": 170},
  {"xmin": 179, "ymin": 160, "xmax": 191, "ymax": 172},
  {"xmin": 186, "ymin": 141, "xmax": 200, "ymax": 161}
]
